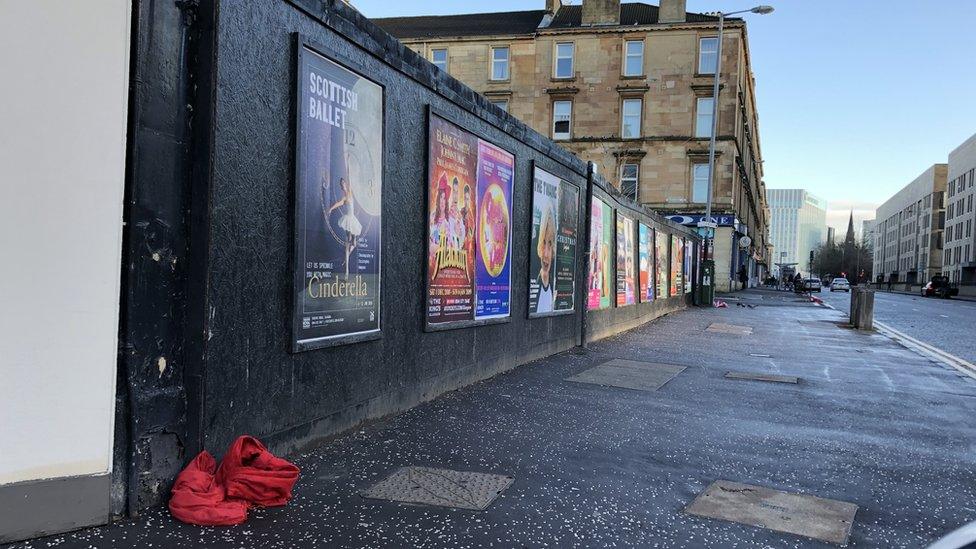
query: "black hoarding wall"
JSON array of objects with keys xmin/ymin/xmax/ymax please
[
  {"xmin": 584, "ymin": 179, "xmax": 697, "ymax": 343},
  {"xmin": 119, "ymin": 0, "xmax": 698, "ymax": 513}
]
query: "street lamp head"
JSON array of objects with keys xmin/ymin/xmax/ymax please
[{"xmin": 751, "ymin": 5, "xmax": 775, "ymax": 14}]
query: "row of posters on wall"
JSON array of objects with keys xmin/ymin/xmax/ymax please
[
  {"xmin": 291, "ymin": 46, "xmax": 693, "ymax": 350},
  {"xmin": 587, "ymin": 197, "xmax": 695, "ymax": 310}
]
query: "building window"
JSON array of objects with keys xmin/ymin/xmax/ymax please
[
  {"xmin": 490, "ymin": 99, "xmax": 509, "ymax": 112},
  {"xmin": 699, "ymin": 37, "xmax": 719, "ymax": 74},
  {"xmin": 623, "ymin": 40, "xmax": 644, "ymax": 76},
  {"xmin": 554, "ymin": 42, "xmax": 574, "ymax": 78},
  {"xmin": 692, "ymin": 163, "xmax": 710, "ymax": 203},
  {"xmin": 552, "ymin": 100, "xmax": 572, "ymax": 140},
  {"xmin": 621, "ymin": 98, "xmax": 642, "ymax": 138},
  {"xmin": 431, "ymin": 48, "xmax": 448, "ymax": 72},
  {"xmin": 620, "ymin": 164, "xmax": 639, "ymax": 201},
  {"xmin": 695, "ymin": 97, "xmax": 714, "ymax": 138},
  {"xmin": 490, "ymin": 46, "xmax": 509, "ymax": 80}
]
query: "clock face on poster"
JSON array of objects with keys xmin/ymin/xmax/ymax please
[{"xmin": 343, "ymin": 123, "xmax": 381, "ymax": 218}]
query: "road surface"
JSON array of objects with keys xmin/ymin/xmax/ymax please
[{"xmin": 817, "ymin": 288, "xmax": 976, "ymax": 365}]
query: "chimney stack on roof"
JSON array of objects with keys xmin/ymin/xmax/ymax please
[
  {"xmin": 658, "ymin": 0, "xmax": 687, "ymax": 23},
  {"xmin": 581, "ymin": 0, "xmax": 621, "ymax": 26}
]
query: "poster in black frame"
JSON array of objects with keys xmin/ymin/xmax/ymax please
[
  {"xmin": 527, "ymin": 162, "xmax": 580, "ymax": 318},
  {"xmin": 424, "ymin": 106, "xmax": 517, "ymax": 332},
  {"xmin": 291, "ymin": 36, "xmax": 385, "ymax": 352}
]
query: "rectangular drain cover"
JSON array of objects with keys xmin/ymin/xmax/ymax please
[
  {"xmin": 566, "ymin": 359, "xmax": 686, "ymax": 392},
  {"xmin": 725, "ymin": 371, "xmax": 798, "ymax": 384},
  {"xmin": 361, "ymin": 466, "xmax": 514, "ymax": 510},
  {"xmin": 707, "ymin": 323, "xmax": 753, "ymax": 335},
  {"xmin": 685, "ymin": 480, "xmax": 857, "ymax": 545}
]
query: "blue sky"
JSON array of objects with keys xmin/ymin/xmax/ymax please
[{"xmin": 354, "ymin": 0, "xmax": 976, "ymax": 229}]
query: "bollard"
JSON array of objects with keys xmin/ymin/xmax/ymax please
[
  {"xmin": 853, "ymin": 288, "xmax": 874, "ymax": 330},
  {"xmin": 849, "ymin": 287, "xmax": 860, "ymax": 326}
]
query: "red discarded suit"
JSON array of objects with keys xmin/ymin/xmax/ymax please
[{"xmin": 168, "ymin": 435, "xmax": 300, "ymax": 526}]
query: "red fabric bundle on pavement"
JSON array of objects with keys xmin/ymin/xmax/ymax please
[
  {"xmin": 216, "ymin": 435, "xmax": 301, "ymax": 507},
  {"xmin": 168, "ymin": 435, "xmax": 300, "ymax": 526},
  {"xmin": 168, "ymin": 452, "xmax": 248, "ymax": 526}
]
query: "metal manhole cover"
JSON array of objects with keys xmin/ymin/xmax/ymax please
[
  {"xmin": 707, "ymin": 323, "xmax": 754, "ymax": 335},
  {"xmin": 566, "ymin": 359, "xmax": 686, "ymax": 392},
  {"xmin": 685, "ymin": 480, "xmax": 858, "ymax": 545},
  {"xmin": 361, "ymin": 466, "xmax": 514, "ymax": 510},
  {"xmin": 725, "ymin": 371, "xmax": 799, "ymax": 384}
]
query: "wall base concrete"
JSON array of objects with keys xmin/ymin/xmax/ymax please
[
  {"xmin": 263, "ymin": 335, "xmax": 579, "ymax": 458},
  {"xmin": 0, "ymin": 474, "xmax": 110, "ymax": 543}
]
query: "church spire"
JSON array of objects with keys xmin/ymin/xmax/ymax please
[{"xmin": 844, "ymin": 211, "xmax": 856, "ymax": 246}]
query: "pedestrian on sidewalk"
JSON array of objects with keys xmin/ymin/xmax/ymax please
[
  {"xmin": 886, "ymin": 277, "xmax": 893, "ymax": 292},
  {"xmin": 738, "ymin": 265, "xmax": 748, "ymax": 290}
]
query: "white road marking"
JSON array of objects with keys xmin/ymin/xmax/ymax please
[{"xmin": 874, "ymin": 321, "xmax": 976, "ymax": 381}]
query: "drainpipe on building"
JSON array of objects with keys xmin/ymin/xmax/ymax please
[{"xmin": 579, "ymin": 161, "xmax": 596, "ymax": 349}]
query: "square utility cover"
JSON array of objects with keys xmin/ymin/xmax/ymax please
[
  {"xmin": 707, "ymin": 323, "xmax": 754, "ymax": 335},
  {"xmin": 566, "ymin": 359, "xmax": 686, "ymax": 392},
  {"xmin": 360, "ymin": 466, "xmax": 514, "ymax": 511},
  {"xmin": 685, "ymin": 480, "xmax": 858, "ymax": 545}
]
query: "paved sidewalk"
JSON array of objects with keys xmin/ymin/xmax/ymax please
[{"xmin": 9, "ymin": 290, "xmax": 976, "ymax": 548}]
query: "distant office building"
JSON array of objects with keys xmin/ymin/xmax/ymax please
[
  {"xmin": 872, "ymin": 164, "xmax": 947, "ymax": 284},
  {"xmin": 943, "ymin": 133, "xmax": 976, "ymax": 284},
  {"xmin": 767, "ymin": 189, "xmax": 827, "ymax": 276},
  {"xmin": 861, "ymin": 219, "xmax": 876, "ymax": 248},
  {"xmin": 826, "ymin": 226, "xmax": 836, "ymax": 245}
]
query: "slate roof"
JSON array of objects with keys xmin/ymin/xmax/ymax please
[
  {"xmin": 373, "ymin": 9, "xmax": 549, "ymax": 39},
  {"xmin": 374, "ymin": 2, "xmax": 724, "ymax": 40}
]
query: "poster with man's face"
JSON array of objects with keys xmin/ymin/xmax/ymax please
[{"xmin": 293, "ymin": 47, "xmax": 383, "ymax": 351}]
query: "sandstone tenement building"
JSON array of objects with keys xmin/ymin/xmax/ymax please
[{"xmin": 375, "ymin": 0, "xmax": 772, "ymax": 291}]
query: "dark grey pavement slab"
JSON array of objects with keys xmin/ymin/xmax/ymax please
[{"xmin": 8, "ymin": 290, "xmax": 976, "ymax": 548}]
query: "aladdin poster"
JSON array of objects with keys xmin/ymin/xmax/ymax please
[
  {"xmin": 638, "ymin": 223, "xmax": 653, "ymax": 302},
  {"xmin": 474, "ymin": 140, "xmax": 514, "ymax": 319},
  {"xmin": 426, "ymin": 113, "xmax": 514, "ymax": 326},
  {"xmin": 671, "ymin": 234, "xmax": 683, "ymax": 297},
  {"xmin": 294, "ymin": 47, "xmax": 383, "ymax": 349},
  {"xmin": 529, "ymin": 167, "xmax": 578, "ymax": 316},
  {"xmin": 655, "ymin": 230, "xmax": 669, "ymax": 299},
  {"xmin": 587, "ymin": 198, "xmax": 613, "ymax": 310},
  {"xmin": 427, "ymin": 114, "xmax": 478, "ymax": 324},
  {"xmin": 616, "ymin": 215, "xmax": 635, "ymax": 306}
]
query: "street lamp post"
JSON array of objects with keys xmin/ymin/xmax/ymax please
[{"xmin": 698, "ymin": 4, "xmax": 773, "ymax": 305}]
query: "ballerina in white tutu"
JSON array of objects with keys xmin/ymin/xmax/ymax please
[{"xmin": 327, "ymin": 177, "xmax": 363, "ymax": 278}]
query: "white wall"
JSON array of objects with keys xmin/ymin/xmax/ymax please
[{"xmin": 0, "ymin": 1, "xmax": 131, "ymax": 484}]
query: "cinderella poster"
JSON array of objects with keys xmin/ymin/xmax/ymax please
[{"xmin": 293, "ymin": 47, "xmax": 383, "ymax": 350}]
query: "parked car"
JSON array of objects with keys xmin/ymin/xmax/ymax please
[
  {"xmin": 804, "ymin": 278, "xmax": 822, "ymax": 292},
  {"xmin": 921, "ymin": 276, "xmax": 959, "ymax": 299},
  {"xmin": 830, "ymin": 277, "xmax": 851, "ymax": 292}
]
